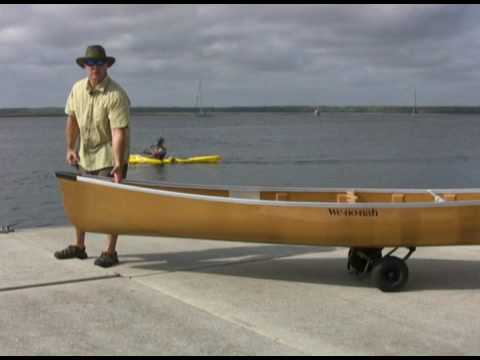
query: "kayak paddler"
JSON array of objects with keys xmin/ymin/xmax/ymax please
[{"xmin": 143, "ymin": 137, "xmax": 168, "ymax": 160}]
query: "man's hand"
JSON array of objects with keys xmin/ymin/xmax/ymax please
[
  {"xmin": 66, "ymin": 149, "xmax": 80, "ymax": 166},
  {"xmin": 110, "ymin": 165, "xmax": 123, "ymax": 183}
]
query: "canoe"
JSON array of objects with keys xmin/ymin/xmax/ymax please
[
  {"xmin": 55, "ymin": 171, "xmax": 480, "ymax": 291},
  {"xmin": 129, "ymin": 154, "xmax": 221, "ymax": 165},
  {"xmin": 56, "ymin": 171, "xmax": 480, "ymax": 247}
]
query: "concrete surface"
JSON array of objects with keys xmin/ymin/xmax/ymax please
[{"xmin": 1, "ymin": 226, "xmax": 480, "ymax": 355}]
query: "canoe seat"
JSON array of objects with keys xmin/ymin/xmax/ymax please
[
  {"xmin": 337, "ymin": 191, "xmax": 358, "ymax": 203},
  {"xmin": 391, "ymin": 194, "xmax": 405, "ymax": 203},
  {"xmin": 276, "ymin": 192, "xmax": 289, "ymax": 201},
  {"xmin": 443, "ymin": 193, "xmax": 457, "ymax": 201}
]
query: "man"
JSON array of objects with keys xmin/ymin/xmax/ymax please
[{"xmin": 54, "ymin": 45, "xmax": 130, "ymax": 268}]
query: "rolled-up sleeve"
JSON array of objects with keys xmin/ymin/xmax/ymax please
[
  {"xmin": 109, "ymin": 92, "xmax": 130, "ymax": 129},
  {"xmin": 65, "ymin": 86, "xmax": 76, "ymax": 115}
]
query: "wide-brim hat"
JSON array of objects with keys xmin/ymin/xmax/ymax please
[{"xmin": 76, "ymin": 45, "xmax": 115, "ymax": 68}]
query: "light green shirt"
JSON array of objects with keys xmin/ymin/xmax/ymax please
[{"xmin": 65, "ymin": 75, "xmax": 130, "ymax": 171}]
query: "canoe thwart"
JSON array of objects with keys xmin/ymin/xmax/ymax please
[
  {"xmin": 275, "ymin": 192, "xmax": 289, "ymax": 201},
  {"xmin": 443, "ymin": 193, "xmax": 457, "ymax": 201},
  {"xmin": 391, "ymin": 194, "xmax": 405, "ymax": 203},
  {"xmin": 337, "ymin": 191, "xmax": 358, "ymax": 203}
]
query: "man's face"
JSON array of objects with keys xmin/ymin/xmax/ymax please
[{"xmin": 85, "ymin": 60, "xmax": 108, "ymax": 83}]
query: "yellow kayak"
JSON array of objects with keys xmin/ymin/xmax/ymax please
[{"xmin": 129, "ymin": 154, "xmax": 221, "ymax": 165}]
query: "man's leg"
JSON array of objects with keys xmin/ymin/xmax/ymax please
[
  {"xmin": 93, "ymin": 166, "xmax": 126, "ymax": 267},
  {"xmin": 76, "ymin": 228, "xmax": 86, "ymax": 249},
  {"xmin": 106, "ymin": 234, "xmax": 118, "ymax": 254}
]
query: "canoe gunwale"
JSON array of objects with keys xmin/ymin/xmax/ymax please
[
  {"xmin": 55, "ymin": 171, "xmax": 78, "ymax": 181},
  {"xmin": 120, "ymin": 177, "xmax": 480, "ymax": 195},
  {"xmin": 72, "ymin": 174, "xmax": 480, "ymax": 210}
]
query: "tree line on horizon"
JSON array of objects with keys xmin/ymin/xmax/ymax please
[{"xmin": 1, "ymin": 105, "xmax": 480, "ymax": 117}]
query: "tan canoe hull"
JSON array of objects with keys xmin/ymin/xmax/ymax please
[{"xmin": 57, "ymin": 173, "xmax": 480, "ymax": 247}]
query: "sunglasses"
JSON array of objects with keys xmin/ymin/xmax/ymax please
[{"xmin": 85, "ymin": 59, "xmax": 106, "ymax": 67}]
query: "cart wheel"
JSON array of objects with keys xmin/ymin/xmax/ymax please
[
  {"xmin": 372, "ymin": 256, "xmax": 409, "ymax": 292},
  {"xmin": 347, "ymin": 247, "xmax": 382, "ymax": 274}
]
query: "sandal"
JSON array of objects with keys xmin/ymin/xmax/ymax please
[
  {"xmin": 54, "ymin": 245, "xmax": 88, "ymax": 260},
  {"xmin": 94, "ymin": 251, "xmax": 119, "ymax": 268}
]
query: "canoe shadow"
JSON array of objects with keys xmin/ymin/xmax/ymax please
[
  {"xmin": 122, "ymin": 244, "xmax": 332, "ymax": 272},
  {"xmin": 121, "ymin": 245, "xmax": 480, "ymax": 291}
]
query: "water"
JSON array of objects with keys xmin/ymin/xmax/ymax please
[{"xmin": 2, "ymin": 112, "xmax": 480, "ymax": 229}]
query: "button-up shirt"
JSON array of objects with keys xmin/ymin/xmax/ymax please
[{"xmin": 65, "ymin": 75, "xmax": 130, "ymax": 171}]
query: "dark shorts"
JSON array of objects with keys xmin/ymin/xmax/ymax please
[{"xmin": 78, "ymin": 165, "xmax": 128, "ymax": 178}]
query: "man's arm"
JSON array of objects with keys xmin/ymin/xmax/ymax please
[
  {"xmin": 111, "ymin": 127, "xmax": 127, "ymax": 183},
  {"xmin": 65, "ymin": 114, "xmax": 80, "ymax": 166}
]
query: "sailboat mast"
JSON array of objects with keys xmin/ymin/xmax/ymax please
[
  {"xmin": 414, "ymin": 88, "xmax": 416, "ymax": 112},
  {"xmin": 412, "ymin": 87, "xmax": 417, "ymax": 115},
  {"xmin": 195, "ymin": 80, "xmax": 203, "ymax": 114}
]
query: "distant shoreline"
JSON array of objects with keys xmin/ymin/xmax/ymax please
[{"xmin": 1, "ymin": 106, "xmax": 480, "ymax": 117}]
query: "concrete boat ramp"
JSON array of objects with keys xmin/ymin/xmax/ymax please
[{"xmin": 1, "ymin": 226, "xmax": 480, "ymax": 355}]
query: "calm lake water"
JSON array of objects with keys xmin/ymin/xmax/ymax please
[{"xmin": 2, "ymin": 112, "xmax": 480, "ymax": 229}]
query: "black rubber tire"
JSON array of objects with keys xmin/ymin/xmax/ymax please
[{"xmin": 372, "ymin": 256, "xmax": 409, "ymax": 292}]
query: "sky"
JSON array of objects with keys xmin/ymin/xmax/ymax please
[{"xmin": 2, "ymin": 4, "xmax": 480, "ymax": 108}]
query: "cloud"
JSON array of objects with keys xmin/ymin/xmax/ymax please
[{"xmin": 0, "ymin": 4, "xmax": 480, "ymax": 107}]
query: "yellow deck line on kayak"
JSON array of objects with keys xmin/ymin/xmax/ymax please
[{"xmin": 129, "ymin": 154, "xmax": 221, "ymax": 165}]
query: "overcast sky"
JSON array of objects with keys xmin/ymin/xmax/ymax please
[{"xmin": 2, "ymin": 4, "xmax": 480, "ymax": 108}]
